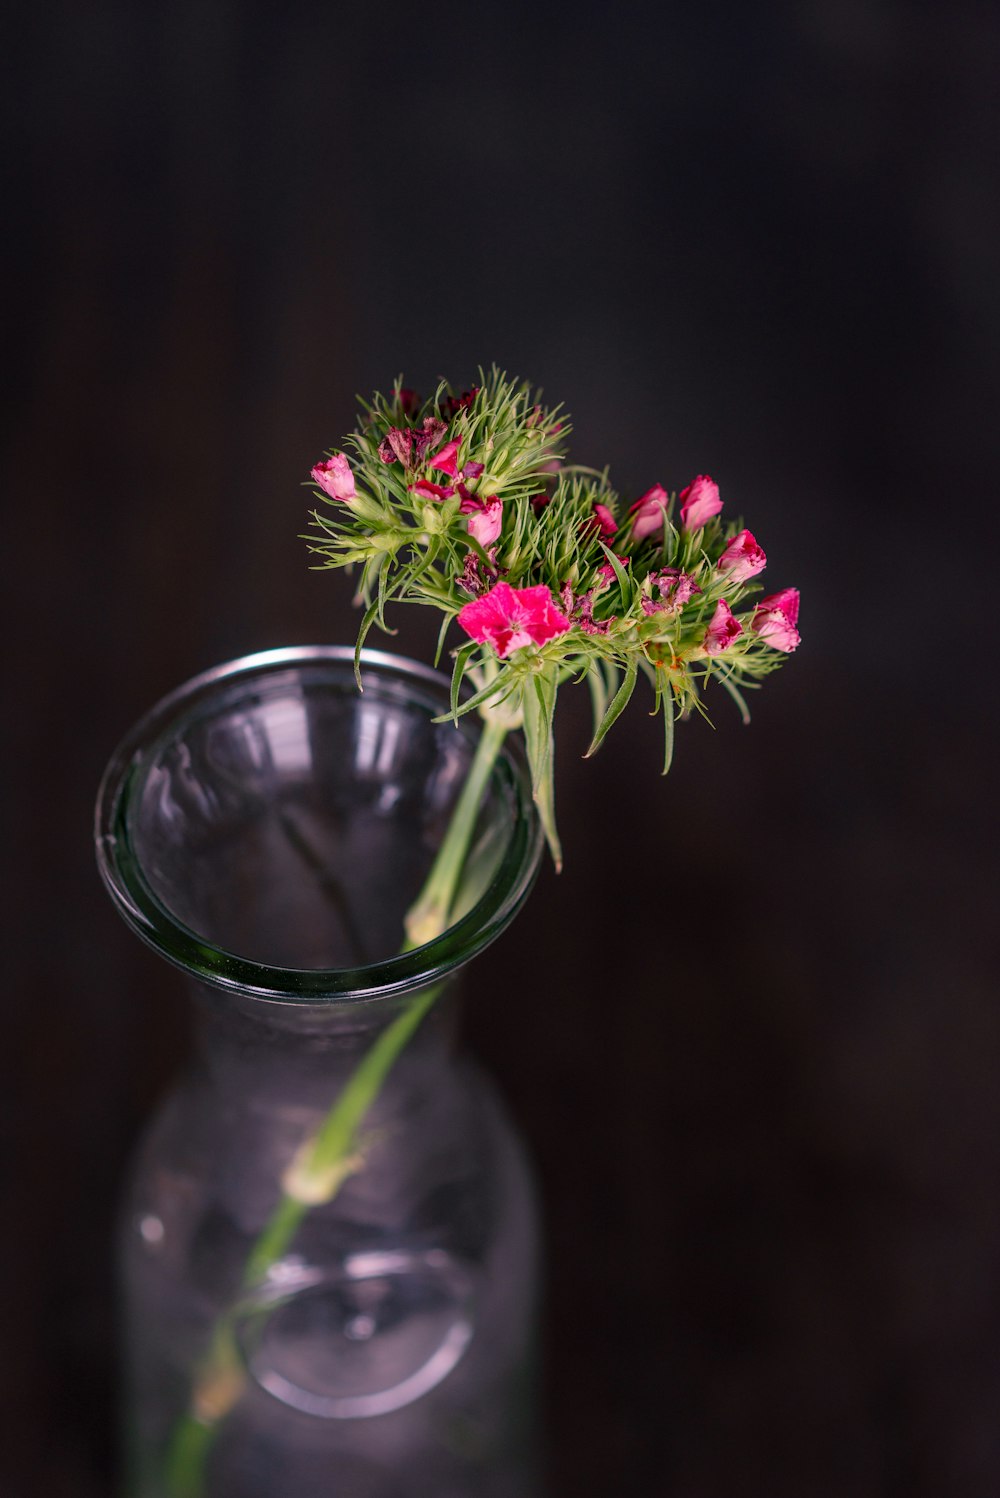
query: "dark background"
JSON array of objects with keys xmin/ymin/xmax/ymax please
[{"xmin": 3, "ymin": 2, "xmax": 998, "ymax": 1494}]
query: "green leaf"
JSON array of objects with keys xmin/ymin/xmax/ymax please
[
  {"xmin": 521, "ymin": 666, "xmax": 562, "ymax": 869},
  {"xmin": 715, "ymin": 669, "xmax": 752, "ymax": 726},
  {"xmin": 661, "ymin": 687, "xmax": 676, "ymax": 775},
  {"xmin": 449, "ymin": 643, "xmax": 478, "ymax": 721},
  {"xmin": 598, "ymin": 542, "xmax": 633, "ymax": 601},
  {"xmin": 585, "ymin": 655, "xmax": 637, "ymax": 758},
  {"xmin": 433, "ymin": 610, "xmax": 453, "ymax": 669},
  {"xmin": 586, "ymin": 659, "xmax": 613, "ymax": 741},
  {"xmin": 353, "ymin": 599, "xmax": 382, "ymax": 689}
]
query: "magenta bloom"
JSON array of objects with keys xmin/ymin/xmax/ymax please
[
  {"xmin": 431, "ymin": 438, "xmax": 462, "ymax": 477},
  {"xmin": 679, "ymin": 475, "xmax": 722, "ymax": 531},
  {"xmin": 646, "ymin": 567, "xmax": 702, "ymax": 613},
  {"xmin": 464, "ymin": 497, "xmax": 503, "ymax": 547},
  {"xmin": 458, "ymin": 581, "xmax": 572, "ymax": 659},
  {"xmin": 751, "ymin": 588, "xmax": 801, "ymax": 652},
  {"xmin": 717, "ymin": 528, "xmax": 766, "ymax": 583},
  {"xmin": 411, "ymin": 478, "xmax": 454, "ymax": 502},
  {"xmin": 378, "ymin": 427, "xmax": 413, "ymax": 466},
  {"xmin": 629, "ymin": 484, "xmax": 669, "ymax": 542},
  {"xmin": 413, "ymin": 416, "xmax": 447, "ymax": 463},
  {"xmin": 311, "ymin": 454, "xmax": 357, "ymax": 502},
  {"xmin": 593, "ymin": 503, "xmax": 617, "ymax": 539},
  {"xmin": 703, "ymin": 598, "xmax": 743, "ymax": 655}
]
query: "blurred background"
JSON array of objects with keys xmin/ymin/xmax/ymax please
[{"xmin": 3, "ymin": 2, "xmax": 998, "ymax": 1494}]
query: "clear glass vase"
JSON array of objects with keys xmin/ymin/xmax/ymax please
[{"xmin": 95, "ymin": 646, "xmax": 545, "ymax": 1498}]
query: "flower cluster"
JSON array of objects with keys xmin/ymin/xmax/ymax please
[{"xmin": 306, "ymin": 369, "xmax": 800, "ymax": 863}]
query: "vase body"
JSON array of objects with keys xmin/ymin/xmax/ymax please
[{"xmin": 96, "ymin": 648, "xmax": 544, "ymax": 1498}]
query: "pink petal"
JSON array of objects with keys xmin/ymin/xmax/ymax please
[
  {"xmin": 378, "ymin": 427, "xmax": 413, "ymax": 467},
  {"xmin": 594, "ymin": 503, "xmax": 618, "ymax": 539},
  {"xmin": 679, "ymin": 475, "xmax": 722, "ymax": 531},
  {"xmin": 467, "ymin": 498, "xmax": 503, "ymax": 547},
  {"xmin": 431, "ymin": 438, "xmax": 462, "ymax": 477},
  {"xmin": 703, "ymin": 597, "xmax": 743, "ymax": 655},
  {"xmin": 311, "ymin": 454, "xmax": 357, "ymax": 502},
  {"xmin": 718, "ymin": 528, "xmax": 766, "ymax": 583},
  {"xmin": 751, "ymin": 588, "xmax": 801, "ymax": 651},
  {"xmin": 629, "ymin": 483, "xmax": 669, "ymax": 541},
  {"xmin": 457, "ymin": 580, "xmax": 571, "ymax": 659},
  {"xmin": 410, "ymin": 478, "xmax": 454, "ymax": 502}
]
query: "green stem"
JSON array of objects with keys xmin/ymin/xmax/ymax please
[
  {"xmin": 403, "ymin": 715, "xmax": 508, "ymax": 949},
  {"xmin": 162, "ymin": 715, "xmax": 510, "ymax": 1498}
]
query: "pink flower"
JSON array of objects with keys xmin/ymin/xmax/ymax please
[
  {"xmin": 717, "ymin": 528, "xmax": 766, "ymax": 583},
  {"xmin": 646, "ymin": 568, "xmax": 702, "ymax": 613},
  {"xmin": 413, "ymin": 416, "xmax": 447, "ymax": 462},
  {"xmin": 465, "ymin": 497, "xmax": 503, "ymax": 547},
  {"xmin": 397, "ymin": 387, "xmax": 420, "ymax": 417},
  {"xmin": 311, "ymin": 454, "xmax": 357, "ymax": 502},
  {"xmin": 463, "ymin": 460, "xmax": 485, "ymax": 480},
  {"xmin": 457, "ymin": 580, "xmax": 572, "ymax": 659},
  {"xmin": 751, "ymin": 588, "xmax": 801, "ymax": 652},
  {"xmin": 431, "ymin": 438, "xmax": 462, "ymax": 477},
  {"xmin": 679, "ymin": 475, "xmax": 722, "ymax": 531},
  {"xmin": 442, "ymin": 386, "xmax": 479, "ymax": 418},
  {"xmin": 411, "ymin": 478, "xmax": 454, "ymax": 502},
  {"xmin": 594, "ymin": 557, "xmax": 630, "ymax": 590},
  {"xmin": 531, "ymin": 492, "xmax": 550, "ymax": 515},
  {"xmin": 629, "ymin": 484, "xmax": 669, "ymax": 542},
  {"xmin": 593, "ymin": 503, "xmax": 617, "ymax": 539},
  {"xmin": 378, "ymin": 427, "xmax": 413, "ymax": 466},
  {"xmin": 703, "ymin": 598, "xmax": 743, "ymax": 655}
]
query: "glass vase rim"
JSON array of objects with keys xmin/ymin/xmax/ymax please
[{"xmin": 95, "ymin": 644, "xmax": 544, "ymax": 1007}]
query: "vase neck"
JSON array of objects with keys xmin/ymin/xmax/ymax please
[{"xmin": 189, "ymin": 981, "xmax": 460, "ymax": 1115}]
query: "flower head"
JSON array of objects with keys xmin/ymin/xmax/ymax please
[
  {"xmin": 679, "ymin": 475, "xmax": 722, "ymax": 531},
  {"xmin": 703, "ymin": 598, "xmax": 743, "ymax": 655},
  {"xmin": 458, "ymin": 580, "xmax": 571, "ymax": 659},
  {"xmin": 305, "ymin": 368, "xmax": 801, "ymax": 866},
  {"xmin": 717, "ymin": 528, "xmax": 766, "ymax": 583},
  {"xmin": 629, "ymin": 484, "xmax": 669, "ymax": 542},
  {"xmin": 311, "ymin": 454, "xmax": 357, "ymax": 502},
  {"xmin": 751, "ymin": 588, "xmax": 801, "ymax": 652}
]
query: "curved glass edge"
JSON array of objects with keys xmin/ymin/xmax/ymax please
[{"xmin": 95, "ymin": 646, "xmax": 544, "ymax": 1006}]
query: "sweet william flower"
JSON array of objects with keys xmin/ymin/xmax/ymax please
[
  {"xmin": 378, "ymin": 427, "xmax": 413, "ymax": 466},
  {"xmin": 311, "ymin": 454, "xmax": 357, "ymax": 502},
  {"xmin": 410, "ymin": 478, "xmax": 453, "ymax": 502},
  {"xmin": 593, "ymin": 503, "xmax": 617, "ymax": 539},
  {"xmin": 703, "ymin": 598, "xmax": 743, "ymax": 655},
  {"xmin": 751, "ymin": 588, "xmax": 801, "ymax": 652},
  {"xmin": 458, "ymin": 580, "xmax": 571, "ymax": 659},
  {"xmin": 431, "ymin": 439, "xmax": 462, "ymax": 477},
  {"xmin": 462, "ymin": 495, "xmax": 503, "ymax": 547},
  {"xmin": 717, "ymin": 528, "xmax": 766, "ymax": 583},
  {"xmin": 644, "ymin": 568, "xmax": 702, "ymax": 614},
  {"xmin": 679, "ymin": 475, "xmax": 722, "ymax": 531},
  {"xmin": 595, "ymin": 558, "xmax": 629, "ymax": 590},
  {"xmin": 413, "ymin": 416, "xmax": 447, "ymax": 462},
  {"xmin": 629, "ymin": 484, "xmax": 669, "ymax": 542}
]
